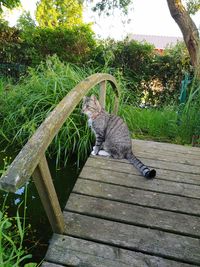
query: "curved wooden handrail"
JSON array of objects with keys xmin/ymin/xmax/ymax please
[{"xmin": 0, "ymin": 73, "xmax": 120, "ymax": 192}]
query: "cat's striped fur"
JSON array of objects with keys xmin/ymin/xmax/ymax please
[{"xmin": 82, "ymin": 95, "xmax": 156, "ymax": 179}]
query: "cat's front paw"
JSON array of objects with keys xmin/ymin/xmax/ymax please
[
  {"xmin": 91, "ymin": 150, "xmax": 97, "ymax": 156},
  {"xmin": 98, "ymin": 150, "xmax": 110, "ymax": 157}
]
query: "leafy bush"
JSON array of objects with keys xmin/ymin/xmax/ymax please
[
  {"xmin": 22, "ymin": 24, "xmax": 96, "ymax": 66},
  {"xmin": 0, "ymin": 20, "xmax": 27, "ymax": 63},
  {"xmin": 94, "ymin": 39, "xmax": 191, "ymax": 105},
  {"xmin": 0, "ymin": 22, "xmax": 96, "ymax": 68},
  {"xmin": 151, "ymin": 42, "xmax": 191, "ymax": 105}
]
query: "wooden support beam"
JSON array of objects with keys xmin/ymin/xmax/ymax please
[
  {"xmin": 32, "ymin": 155, "xmax": 65, "ymax": 234},
  {"xmin": 99, "ymin": 81, "xmax": 106, "ymax": 108},
  {"xmin": 114, "ymin": 95, "xmax": 119, "ymax": 115}
]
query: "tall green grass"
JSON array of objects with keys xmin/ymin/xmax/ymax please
[
  {"xmin": 0, "ymin": 160, "xmax": 37, "ymax": 266},
  {"xmin": 0, "ymin": 56, "xmax": 127, "ymax": 166},
  {"xmin": 0, "ymin": 189, "xmax": 35, "ymax": 266},
  {"xmin": 120, "ymin": 74, "xmax": 200, "ymax": 145},
  {"xmin": 180, "ymin": 75, "xmax": 200, "ymax": 141},
  {"xmin": 120, "ymin": 106, "xmax": 179, "ymax": 143},
  {"xmin": 0, "ymin": 56, "xmax": 91, "ymax": 165}
]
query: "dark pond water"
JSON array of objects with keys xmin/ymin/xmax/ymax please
[{"xmin": 0, "ymin": 148, "xmax": 85, "ymax": 263}]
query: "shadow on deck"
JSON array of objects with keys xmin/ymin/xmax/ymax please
[{"xmin": 42, "ymin": 139, "xmax": 200, "ymax": 267}]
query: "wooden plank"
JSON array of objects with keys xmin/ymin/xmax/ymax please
[
  {"xmin": 42, "ymin": 262, "xmax": 64, "ymax": 267},
  {"xmin": 32, "ymin": 155, "xmax": 65, "ymax": 234},
  {"xmin": 132, "ymin": 139, "xmax": 200, "ymax": 152},
  {"xmin": 99, "ymin": 80, "xmax": 106, "ymax": 108},
  {"xmin": 79, "ymin": 166, "xmax": 200, "ymax": 199},
  {"xmin": 86, "ymin": 156, "xmax": 200, "ymax": 179},
  {"xmin": 140, "ymin": 158, "xmax": 200, "ymax": 174},
  {"xmin": 134, "ymin": 150, "xmax": 200, "ymax": 166},
  {"xmin": 85, "ymin": 160, "xmax": 200, "ymax": 185},
  {"xmin": 66, "ymin": 193, "xmax": 200, "ymax": 238},
  {"xmin": 132, "ymin": 139, "xmax": 200, "ymax": 155},
  {"xmin": 64, "ymin": 212, "xmax": 200, "ymax": 265},
  {"xmin": 73, "ymin": 179, "xmax": 200, "ymax": 215},
  {"xmin": 150, "ymin": 168, "xmax": 200, "ymax": 185},
  {"xmin": 45, "ymin": 234, "xmax": 195, "ymax": 267}
]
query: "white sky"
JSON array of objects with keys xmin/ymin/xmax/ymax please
[{"xmin": 4, "ymin": 0, "xmax": 200, "ymax": 39}]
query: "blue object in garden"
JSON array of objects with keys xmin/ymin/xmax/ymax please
[
  {"xmin": 177, "ymin": 72, "xmax": 191, "ymax": 125},
  {"xmin": 179, "ymin": 72, "xmax": 191, "ymax": 104}
]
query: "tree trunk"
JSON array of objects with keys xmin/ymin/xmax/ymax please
[{"xmin": 166, "ymin": 0, "xmax": 200, "ymax": 76}]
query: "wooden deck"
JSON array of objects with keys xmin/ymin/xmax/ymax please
[{"xmin": 42, "ymin": 139, "xmax": 200, "ymax": 267}]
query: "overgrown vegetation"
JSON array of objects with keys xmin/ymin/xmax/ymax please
[
  {"xmin": 0, "ymin": 180, "xmax": 36, "ymax": 267},
  {"xmin": 0, "ymin": 56, "xmax": 199, "ymax": 169},
  {"xmin": 0, "ymin": 57, "xmax": 94, "ymax": 165},
  {"xmin": 0, "ymin": 11, "xmax": 200, "ymax": 265}
]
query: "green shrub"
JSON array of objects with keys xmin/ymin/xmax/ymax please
[
  {"xmin": 22, "ymin": 24, "xmax": 96, "ymax": 66},
  {"xmin": 94, "ymin": 39, "xmax": 191, "ymax": 105},
  {"xmin": 0, "ymin": 23, "xmax": 96, "ymax": 68}
]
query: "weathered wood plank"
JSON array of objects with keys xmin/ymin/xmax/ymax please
[
  {"xmin": 85, "ymin": 160, "xmax": 200, "ymax": 185},
  {"xmin": 131, "ymin": 140, "xmax": 200, "ymax": 166},
  {"xmin": 66, "ymin": 193, "xmax": 200, "ymax": 238},
  {"xmin": 73, "ymin": 179, "xmax": 200, "ymax": 215},
  {"xmin": 87, "ymin": 156, "xmax": 200, "ymax": 177},
  {"xmin": 42, "ymin": 262, "xmax": 64, "ymax": 267},
  {"xmin": 141, "ymin": 157, "xmax": 200, "ymax": 174},
  {"xmin": 64, "ymin": 212, "xmax": 200, "ymax": 265},
  {"xmin": 155, "ymin": 168, "xmax": 200, "ymax": 185},
  {"xmin": 45, "ymin": 234, "xmax": 195, "ymax": 267},
  {"xmin": 132, "ymin": 139, "xmax": 200, "ymax": 155},
  {"xmin": 99, "ymin": 80, "xmax": 106, "ymax": 108},
  {"xmin": 32, "ymin": 155, "xmax": 65, "ymax": 234},
  {"xmin": 79, "ymin": 166, "xmax": 200, "ymax": 199},
  {"xmin": 134, "ymin": 150, "xmax": 200, "ymax": 166},
  {"xmin": 88, "ymin": 156, "xmax": 200, "ymax": 184}
]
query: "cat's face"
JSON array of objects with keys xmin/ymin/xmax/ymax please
[{"xmin": 82, "ymin": 95, "xmax": 101, "ymax": 118}]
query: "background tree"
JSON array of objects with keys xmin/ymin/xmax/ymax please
[
  {"xmin": 0, "ymin": 0, "xmax": 21, "ymax": 13},
  {"xmin": 166, "ymin": 0, "xmax": 200, "ymax": 76},
  {"xmin": 16, "ymin": 11, "xmax": 36, "ymax": 31},
  {"xmin": 186, "ymin": 0, "xmax": 200, "ymax": 14},
  {"xmin": 36, "ymin": 0, "xmax": 83, "ymax": 28},
  {"xmin": 89, "ymin": 0, "xmax": 200, "ymax": 75}
]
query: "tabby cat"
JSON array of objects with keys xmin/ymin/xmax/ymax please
[{"xmin": 82, "ymin": 95, "xmax": 156, "ymax": 178}]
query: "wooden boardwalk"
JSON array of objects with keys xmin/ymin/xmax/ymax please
[{"xmin": 42, "ymin": 139, "xmax": 200, "ymax": 267}]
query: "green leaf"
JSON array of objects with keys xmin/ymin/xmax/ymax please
[
  {"xmin": 24, "ymin": 263, "xmax": 37, "ymax": 267},
  {"xmin": 4, "ymin": 220, "xmax": 12, "ymax": 229}
]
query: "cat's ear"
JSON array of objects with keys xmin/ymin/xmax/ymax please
[
  {"xmin": 91, "ymin": 95, "xmax": 97, "ymax": 101},
  {"xmin": 91, "ymin": 95, "xmax": 101, "ymax": 111},
  {"xmin": 82, "ymin": 96, "xmax": 86, "ymax": 102}
]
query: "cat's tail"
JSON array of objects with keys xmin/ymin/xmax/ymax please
[{"xmin": 126, "ymin": 153, "xmax": 156, "ymax": 179}]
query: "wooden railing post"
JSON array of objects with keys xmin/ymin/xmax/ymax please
[
  {"xmin": 99, "ymin": 81, "xmax": 106, "ymax": 109},
  {"xmin": 32, "ymin": 155, "xmax": 65, "ymax": 234},
  {"xmin": 113, "ymin": 96, "xmax": 119, "ymax": 115}
]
